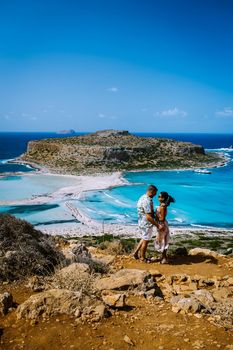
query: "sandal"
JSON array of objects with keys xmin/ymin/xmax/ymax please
[
  {"xmin": 160, "ymin": 258, "xmax": 169, "ymax": 264},
  {"xmin": 140, "ymin": 258, "xmax": 152, "ymax": 264},
  {"xmin": 132, "ymin": 252, "xmax": 139, "ymax": 260}
]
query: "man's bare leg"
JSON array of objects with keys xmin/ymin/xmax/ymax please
[
  {"xmin": 132, "ymin": 239, "xmax": 143, "ymax": 259},
  {"xmin": 140, "ymin": 240, "xmax": 149, "ymax": 261}
]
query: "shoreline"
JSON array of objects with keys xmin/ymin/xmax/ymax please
[{"xmin": 37, "ymin": 221, "xmax": 233, "ymax": 238}]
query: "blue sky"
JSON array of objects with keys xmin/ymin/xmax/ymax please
[{"xmin": 0, "ymin": 0, "xmax": 233, "ymax": 132}]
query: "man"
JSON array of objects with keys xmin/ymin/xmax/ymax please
[{"xmin": 133, "ymin": 185, "xmax": 158, "ymax": 262}]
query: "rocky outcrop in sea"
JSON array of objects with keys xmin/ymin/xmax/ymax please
[{"xmin": 19, "ymin": 129, "xmax": 223, "ymax": 174}]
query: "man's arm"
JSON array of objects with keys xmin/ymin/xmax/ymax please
[{"xmin": 146, "ymin": 213, "xmax": 158, "ymax": 228}]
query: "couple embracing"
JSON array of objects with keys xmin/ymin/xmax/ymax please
[{"xmin": 133, "ymin": 185, "xmax": 175, "ymax": 264}]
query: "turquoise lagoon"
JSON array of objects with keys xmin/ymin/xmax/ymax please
[{"xmin": 76, "ymin": 150, "xmax": 233, "ymax": 229}]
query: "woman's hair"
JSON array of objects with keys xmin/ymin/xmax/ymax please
[{"xmin": 160, "ymin": 191, "xmax": 175, "ymax": 206}]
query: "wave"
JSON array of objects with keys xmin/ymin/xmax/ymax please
[
  {"xmin": 206, "ymin": 147, "xmax": 233, "ymax": 152},
  {"xmin": 102, "ymin": 191, "xmax": 131, "ymax": 207},
  {"xmin": 0, "ymin": 158, "xmax": 14, "ymax": 164},
  {"xmin": 173, "ymin": 217, "xmax": 185, "ymax": 223}
]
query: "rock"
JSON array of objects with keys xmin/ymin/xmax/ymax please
[
  {"xmin": 17, "ymin": 289, "xmax": 83, "ymax": 320},
  {"xmin": 192, "ymin": 289, "xmax": 214, "ymax": 304},
  {"xmin": 26, "ymin": 276, "xmax": 45, "ymax": 292},
  {"xmin": 123, "ymin": 335, "xmax": 134, "ymax": 346},
  {"xmin": 144, "ymin": 289, "xmax": 156, "ymax": 298},
  {"xmin": 170, "ymin": 295, "xmax": 202, "ymax": 314},
  {"xmin": 91, "ymin": 253, "xmax": 115, "ymax": 265},
  {"xmin": 189, "ymin": 248, "xmax": 223, "ymax": 258},
  {"xmin": 159, "ymin": 282, "xmax": 174, "ymax": 298},
  {"xmin": 212, "ymin": 288, "xmax": 232, "ymax": 302},
  {"xmin": 74, "ymin": 308, "xmax": 81, "ymax": 318},
  {"xmin": 61, "ymin": 248, "xmax": 75, "ymax": 261},
  {"xmin": 0, "ymin": 292, "xmax": 14, "ymax": 316},
  {"xmin": 101, "ymin": 291, "xmax": 126, "ymax": 308},
  {"xmin": 95, "ymin": 269, "xmax": 150, "ymax": 291},
  {"xmin": 148, "ymin": 269, "xmax": 162, "ymax": 277},
  {"xmin": 172, "ymin": 306, "xmax": 180, "ymax": 313},
  {"xmin": 225, "ymin": 277, "xmax": 233, "ymax": 286},
  {"xmin": 173, "ymin": 283, "xmax": 197, "ymax": 294},
  {"xmin": 58, "ymin": 263, "xmax": 90, "ymax": 279},
  {"xmin": 170, "ymin": 274, "xmax": 190, "ymax": 283},
  {"xmin": 92, "ymin": 304, "xmax": 108, "ymax": 321},
  {"xmin": 71, "ymin": 244, "xmax": 91, "ymax": 262},
  {"xmin": 198, "ymin": 278, "xmax": 215, "ymax": 287}
]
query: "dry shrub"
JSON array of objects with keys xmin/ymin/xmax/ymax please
[
  {"xmin": 0, "ymin": 214, "xmax": 65, "ymax": 281},
  {"xmin": 99, "ymin": 239, "xmax": 136, "ymax": 255},
  {"xmin": 46, "ymin": 269, "xmax": 97, "ymax": 302},
  {"xmin": 101, "ymin": 240, "xmax": 124, "ymax": 255}
]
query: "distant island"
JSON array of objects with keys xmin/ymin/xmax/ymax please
[
  {"xmin": 56, "ymin": 129, "xmax": 76, "ymax": 135},
  {"xmin": 19, "ymin": 129, "xmax": 225, "ymax": 175}
]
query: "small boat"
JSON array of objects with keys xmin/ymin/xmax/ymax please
[{"xmin": 193, "ymin": 169, "xmax": 212, "ymax": 174}]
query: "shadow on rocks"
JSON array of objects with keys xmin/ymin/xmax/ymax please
[{"xmin": 169, "ymin": 255, "xmax": 218, "ymax": 266}]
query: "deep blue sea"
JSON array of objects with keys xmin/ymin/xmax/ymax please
[{"xmin": 0, "ymin": 132, "xmax": 233, "ymax": 228}]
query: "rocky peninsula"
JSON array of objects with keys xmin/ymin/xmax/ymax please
[{"xmin": 18, "ymin": 130, "xmax": 223, "ymax": 175}]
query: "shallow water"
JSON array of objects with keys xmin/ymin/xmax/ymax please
[{"xmin": 0, "ymin": 174, "xmax": 79, "ymax": 201}]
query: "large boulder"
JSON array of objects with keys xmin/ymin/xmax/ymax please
[
  {"xmin": 189, "ymin": 248, "xmax": 223, "ymax": 258},
  {"xmin": 17, "ymin": 289, "xmax": 88, "ymax": 320},
  {"xmin": 94, "ymin": 269, "xmax": 151, "ymax": 291},
  {"xmin": 58, "ymin": 263, "xmax": 90, "ymax": 279}
]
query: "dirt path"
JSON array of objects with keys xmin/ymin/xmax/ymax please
[{"xmin": 0, "ymin": 253, "xmax": 232, "ymax": 350}]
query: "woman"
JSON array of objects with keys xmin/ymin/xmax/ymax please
[{"xmin": 154, "ymin": 191, "xmax": 175, "ymax": 264}]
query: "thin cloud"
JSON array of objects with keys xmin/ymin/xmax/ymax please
[
  {"xmin": 98, "ymin": 113, "xmax": 117, "ymax": 120},
  {"xmin": 156, "ymin": 107, "xmax": 187, "ymax": 118},
  {"xmin": 98, "ymin": 113, "xmax": 106, "ymax": 118},
  {"xmin": 107, "ymin": 87, "xmax": 119, "ymax": 92},
  {"xmin": 216, "ymin": 107, "xmax": 233, "ymax": 118}
]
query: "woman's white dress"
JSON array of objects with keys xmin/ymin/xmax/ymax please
[{"xmin": 154, "ymin": 205, "xmax": 170, "ymax": 253}]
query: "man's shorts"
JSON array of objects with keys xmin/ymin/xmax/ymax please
[{"xmin": 140, "ymin": 226, "xmax": 153, "ymax": 241}]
